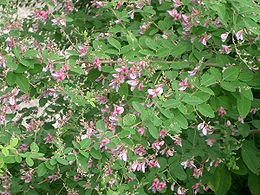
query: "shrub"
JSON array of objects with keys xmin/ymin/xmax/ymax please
[{"xmin": 0, "ymin": 0, "xmax": 259, "ymax": 194}]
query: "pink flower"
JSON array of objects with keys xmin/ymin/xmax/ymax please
[
  {"xmin": 173, "ymin": 134, "xmax": 182, "ymax": 147},
  {"xmin": 93, "ymin": 58, "xmax": 101, "ymax": 71},
  {"xmin": 235, "ymin": 29, "xmax": 244, "ymax": 41},
  {"xmin": 157, "ymin": 181, "xmax": 167, "ymax": 192},
  {"xmin": 179, "ymin": 78, "xmax": 189, "ymax": 91},
  {"xmin": 151, "ymin": 178, "xmax": 160, "ymax": 193},
  {"xmin": 52, "ymin": 70, "xmax": 66, "ymax": 82},
  {"xmin": 168, "ymin": 9, "xmax": 182, "ymax": 20},
  {"xmin": 159, "ymin": 130, "xmax": 167, "ymax": 138},
  {"xmin": 44, "ymin": 133, "xmax": 53, "ymax": 144},
  {"xmin": 221, "ymin": 32, "xmax": 229, "ymax": 42},
  {"xmin": 100, "ymin": 138, "xmax": 110, "ymax": 149},
  {"xmin": 113, "ymin": 105, "xmax": 124, "ymax": 115},
  {"xmin": 138, "ymin": 83, "xmax": 143, "ymax": 91},
  {"xmin": 200, "ymin": 34, "xmax": 211, "ymax": 46},
  {"xmin": 118, "ymin": 149, "xmax": 128, "ymax": 162},
  {"xmin": 127, "ymin": 79, "xmax": 139, "ymax": 91},
  {"xmin": 79, "ymin": 44, "xmax": 88, "ymax": 57},
  {"xmin": 221, "ymin": 45, "xmax": 232, "ymax": 54},
  {"xmin": 173, "ymin": 0, "xmax": 183, "ymax": 7},
  {"xmin": 137, "ymin": 127, "xmax": 145, "ymax": 135},
  {"xmin": 148, "ymin": 86, "xmax": 163, "ymax": 98},
  {"xmin": 197, "ymin": 122, "xmax": 213, "ymax": 136},
  {"xmin": 226, "ymin": 120, "xmax": 232, "ymax": 127},
  {"xmin": 193, "ymin": 167, "xmax": 203, "ymax": 178},
  {"xmin": 171, "ymin": 182, "xmax": 176, "ymax": 191},
  {"xmin": 152, "ymin": 140, "xmax": 165, "ymax": 151},
  {"xmin": 147, "ymin": 160, "xmax": 160, "ymax": 169},
  {"xmin": 137, "ymin": 161, "xmax": 146, "ymax": 173},
  {"xmin": 181, "ymin": 160, "xmax": 196, "ymax": 169},
  {"xmin": 238, "ymin": 116, "xmax": 244, "ymax": 124},
  {"xmin": 217, "ymin": 106, "xmax": 226, "ymax": 117},
  {"xmin": 166, "ymin": 149, "xmax": 175, "ymax": 157},
  {"xmin": 206, "ymin": 139, "xmax": 216, "ymax": 147},
  {"xmin": 135, "ymin": 146, "xmax": 146, "ymax": 156},
  {"xmin": 34, "ymin": 10, "xmax": 49, "ymax": 23},
  {"xmin": 188, "ymin": 66, "xmax": 200, "ymax": 77},
  {"xmin": 0, "ymin": 55, "xmax": 6, "ymax": 68},
  {"xmin": 177, "ymin": 186, "xmax": 187, "ymax": 195}
]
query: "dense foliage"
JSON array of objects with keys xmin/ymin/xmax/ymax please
[{"xmin": 0, "ymin": 0, "xmax": 260, "ymax": 194}]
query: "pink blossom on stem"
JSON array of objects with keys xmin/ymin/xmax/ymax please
[
  {"xmin": 200, "ymin": 34, "xmax": 211, "ymax": 46},
  {"xmin": 152, "ymin": 140, "xmax": 165, "ymax": 151},
  {"xmin": 135, "ymin": 146, "xmax": 146, "ymax": 156},
  {"xmin": 206, "ymin": 139, "xmax": 216, "ymax": 147},
  {"xmin": 173, "ymin": 0, "xmax": 183, "ymax": 8},
  {"xmin": 177, "ymin": 186, "xmax": 187, "ymax": 195},
  {"xmin": 179, "ymin": 78, "xmax": 189, "ymax": 91},
  {"xmin": 217, "ymin": 106, "xmax": 227, "ymax": 117},
  {"xmin": 137, "ymin": 127, "xmax": 145, "ymax": 135},
  {"xmin": 52, "ymin": 70, "xmax": 66, "ymax": 82},
  {"xmin": 100, "ymin": 138, "xmax": 110, "ymax": 150},
  {"xmin": 147, "ymin": 85, "xmax": 163, "ymax": 98},
  {"xmin": 235, "ymin": 29, "xmax": 244, "ymax": 41},
  {"xmin": 220, "ymin": 45, "xmax": 232, "ymax": 54},
  {"xmin": 93, "ymin": 58, "xmax": 101, "ymax": 71},
  {"xmin": 173, "ymin": 134, "xmax": 182, "ymax": 147},
  {"xmin": 147, "ymin": 160, "xmax": 160, "ymax": 169},
  {"xmin": 226, "ymin": 120, "xmax": 232, "ymax": 127},
  {"xmin": 221, "ymin": 32, "xmax": 229, "ymax": 42},
  {"xmin": 127, "ymin": 79, "xmax": 139, "ymax": 91},
  {"xmin": 118, "ymin": 149, "xmax": 128, "ymax": 161},
  {"xmin": 188, "ymin": 66, "xmax": 200, "ymax": 77},
  {"xmin": 113, "ymin": 105, "xmax": 124, "ymax": 115},
  {"xmin": 193, "ymin": 167, "xmax": 203, "ymax": 178},
  {"xmin": 168, "ymin": 9, "xmax": 182, "ymax": 20},
  {"xmin": 238, "ymin": 116, "xmax": 244, "ymax": 124},
  {"xmin": 79, "ymin": 44, "xmax": 88, "ymax": 57},
  {"xmin": 159, "ymin": 129, "xmax": 167, "ymax": 138}
]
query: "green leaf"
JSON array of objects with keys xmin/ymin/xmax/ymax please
[
  {"xmin": 6, "ymin": 56, "xmax": 18, "ymax": 70},
  {"xmin": 15, "ymin": 74, "xmax": 30, "ymax": 93},
  {"xmin": 169, "ymin": 162, "xmax": 187, "ymax": 181},
  {"xmin": 132, "ymin": 102, "xmax": 145, "ymax": 113},
  {"xmin": 162, "ymin": 99, "xmax": 179, "ymax": 108},
  {"xmin": 145, "ymin": 37, "xmax": 157, "ymax": 51},
  {"xmin": 118, "ymin": 83, "xmax": 129, "ymax": 97},
  {"xmin": 56, "ymin": 157, "xmax": 69, "ymax": 165},
  {"xmin": 248, "ymin": 172, "xmax": 260, "ymax": 195},
  {"xmin": 182, "ymin": 94, "xmax": 204, "ymax": 105},
  {"xmin": 123, "ymin": 114, "xmax": 136, "ymax": 126},
  {"xmin": 171, "ymin": 42, "xmax": 189, "ymax": 57},
  {"xmin": 196, "ymin": 103, "xmax": 215, "ymax": 118},
  {"xmin": 96, "ymin": 120, "xmax": 106, "ymax": 131},
  {"xmin": 26, "ymin": 157, "xmax": 34, "ymax": 167},
  {"xmin": 173, "ymin": 111, "xmax": 188, "ymax": 129},
  {"xmin": 208, "ymin": 166, "xmax": 231, "ymax": 195},
  {"xmin": 237, "ymin": 123, "xmax": 250, "ymax": 137},
  {"xmin": 37, "ymin": 163, "xmax": 47, "ymax": 177},
  {"xmin": 237, "ymin": 95, "xmax": 251, "ymax": 118},
  {"xmin": 240, "ymin": 86, "xmax": 253, "ymax": 101},
  {"xmin": 2, "ymin": 148, "xmax": 9, "ymax": 156},
  {"xmin": 6, "ymin": 72, "xmax": 16, "ymax": 86},
  {"xmin": 80, "ymin": 139, "xmax": 91, "ymax": 149},
  {"xmin": 223, "ymin": 67, "xmax": 240, "ymax": 81},
  {"xmin": 220, "ymin": 81, "xmax": 237, "ymax": 92},
  {"xmin": 241, "ymin": 141, "xmax": 259, "ymax": 175},
  {"xmin": 9, "ymin": 138, "xmax": 19, "ymax": 147},
  {"xmin": 30, "ymin": 142, "xmax": 39, "ymax": 153},
  {"xmin": 146, "ymin": 123, "xmax": 159, "ymax": 139},
  {"xmin": 90, "ymin": 149, "xmax": 102, "ymax": 160},
  {"xmin": 107, "ymin": 37, "xmax": 121, "ymax": 50}
]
